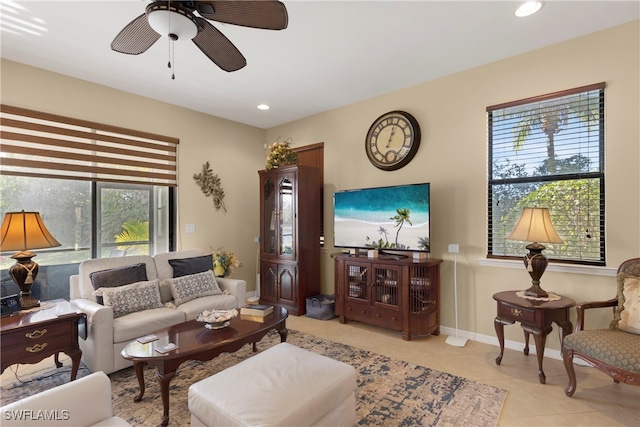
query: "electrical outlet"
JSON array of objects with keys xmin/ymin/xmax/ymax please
[{"xmin": 448, "ymin": 243, "xmax": 459, "ymax": 254}]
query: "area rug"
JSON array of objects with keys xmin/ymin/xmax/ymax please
[{"xmin": 1, "ymin": 330, "xmax": 507, "ymax": 426}]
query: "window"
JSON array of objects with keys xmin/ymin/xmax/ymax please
[
  {"xmin": 487, "ymin": 83, "xmax": 605, "ymax": 265},
  {"xmin": 0, "ymin": 105, "xmax": 177, "ymax": 300}
]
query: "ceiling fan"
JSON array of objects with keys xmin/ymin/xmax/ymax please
[{"xmin": 111, "ymin": 1, "xmax": 288, "ymax": 73}]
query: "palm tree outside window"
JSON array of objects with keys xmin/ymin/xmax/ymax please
[{"xmin": 487, "ymin": 83, "xmax": 605, "ymax": 265}]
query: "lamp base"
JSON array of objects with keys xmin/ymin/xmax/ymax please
[
  {"xmin": 522, "ymin": 242, "xmax": 550, "ymax": 299},
  {"xmin": 9, "ymin": 251, "xmax": 41, "ymax": 310},
  {"xmin": 523, "ymin": 283, "xmax": 548, "ymax": 299},
  {"xmin": 19, "ymin": 294, "xmax": 40, "ymax": 310}
]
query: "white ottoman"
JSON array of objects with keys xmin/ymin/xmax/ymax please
[{"xmin": 188, "ymin": 342, "xmax": 357, "ymax": 427}]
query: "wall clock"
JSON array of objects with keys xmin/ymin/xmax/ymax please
[{"xmin": 365, "ymin": 110, "xmax": 421, "ymax": 171}]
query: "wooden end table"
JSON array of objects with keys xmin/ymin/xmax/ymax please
[
  {"xmin": 1, "ymin": 299, "xmax": 87, "ymax": 381},
  {"xmin": 493, "ymin": 290, "xmax": 575, "ymax": 384}
]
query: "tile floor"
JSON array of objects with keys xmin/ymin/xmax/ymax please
[
  {"xmin": 2, "ymin": 315, "xmax": 639, "ymax": 426},
  {"xmin": 286, "ymin": 316, "xmax": 639, "ymax": 427}
]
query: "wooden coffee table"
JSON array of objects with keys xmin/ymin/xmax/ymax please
[{"xmin": 121, "ymin": 306, "xmax": 288, "ymax": 426}]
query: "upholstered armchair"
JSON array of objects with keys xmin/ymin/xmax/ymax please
[{"xmin": 562, "ymin": 258, "xmax": 640, "ymax": 396}]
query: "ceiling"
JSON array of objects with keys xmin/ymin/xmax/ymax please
[{"xmin": 1, "ymin": 1, "xmax": 638, "ymax": 129}]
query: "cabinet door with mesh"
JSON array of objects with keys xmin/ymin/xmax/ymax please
[
  {"xmin": 409, "ymin": 265, "xmax": 437, "ymax": 314},
  {"xmin": 346, "ymin": 263, "xmax": 368, "ymax": 301},
  {"xmin": 372, "ymin": 265, "xmax": 401, "ymax": 308}
]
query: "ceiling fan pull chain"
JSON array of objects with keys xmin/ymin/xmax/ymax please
[
  {"xmin": 161, "ymin": 0, "xmax": 172, "ymax": 79},
  {"xmin": 167, "ymin": 35, "xmax": 171, "ymax": 70},
  {"xmin": 171, "ymin": 40, "xmax": 175, "ymax": 80}
]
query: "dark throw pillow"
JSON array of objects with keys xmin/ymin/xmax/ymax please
[
  {"xmin": 89, "ymin": 263, "xmax": 148, "ymax": 304},
  {"xmin": 169, "ymin": 255, "xmax": 213, "ymax": 278}
]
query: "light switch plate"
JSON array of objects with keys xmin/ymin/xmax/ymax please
[{"xmin": 448, "ymin": 243, "xmax": 459, "ymax": 254}]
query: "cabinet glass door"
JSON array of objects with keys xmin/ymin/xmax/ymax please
[
  {"xmin": 278, "ymin": 177, "xmax": 294, "ymax": 257},
  {"xmin": 263, "ymin": 178, "xmax": 276, "ymax": 255}
]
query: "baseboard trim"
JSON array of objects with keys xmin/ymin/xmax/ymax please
[{"xmin": 439, "ymin": 326, "xmax": 591, "ymax": 366}]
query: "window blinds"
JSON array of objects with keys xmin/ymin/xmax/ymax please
[
  {"xmin": 0, "ymin": 105, "xmax": 179, "ymax": 186},
  {"xmin": 486, "ymin": 83, "xmax": 605, "ymax": 265}
]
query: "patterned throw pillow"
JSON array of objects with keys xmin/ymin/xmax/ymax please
[
  {"xmin": 164, "ymin": 270, "xmax": 222, "ymax": 306},
  {"xmin": 618, "ymin": 276, "xmax": 640, "ymax": 335},
  {"xmin": 93, "ymin": 279, "xmax": 163, "ymax": 318},
  {"xmin": 611, "ymin": 273, "xmax": 640, "ymax": 335}
]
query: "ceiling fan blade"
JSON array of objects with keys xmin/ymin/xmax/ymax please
[
  {"xmin": 111, "ymin": 13, "xmax": 160, "ymax": 55},
  {"xmin": 193, "ymin": 17, "xmax": 246, "ymax": 72},
  {"xmin": 195, "ymin": 1, "xmax": 288, "ymax": 30}
]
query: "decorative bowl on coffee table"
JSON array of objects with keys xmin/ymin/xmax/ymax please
[{"xmin": 196, "ymin": 309, "xmax": 238, "ymax": 330}]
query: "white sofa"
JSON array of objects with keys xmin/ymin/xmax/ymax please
[
  {"xmin": 0, "ymin": 372, "xmax": 131, "ymax": 426},
  {"xmin": 70, "ymin": 249, "xmax": 246, "ymax": 375}
]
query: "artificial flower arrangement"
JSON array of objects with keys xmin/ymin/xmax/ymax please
[
  {"xmin": 265, "ymin": 139, "xmax": 298, "ymax": 170},
  {"xmin": 211, "ymin": 247, "xmax": 243, "ymax": 277}
]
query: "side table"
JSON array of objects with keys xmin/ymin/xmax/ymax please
[
  {"xmin": 1, "ymin": 299, "xmax": 87, "ymax": 381},
  {"xmin": 493, "ymin": 290, "xmax": 575, "ymax": 384}
]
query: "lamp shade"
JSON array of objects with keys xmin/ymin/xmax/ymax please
[
  {"xmin": 506, "ymin": 207, "xmax": 563, "ymax": 244},
  {"xmin": 0, "ymin": 211, "xmax": 61, "ymax": 252}
]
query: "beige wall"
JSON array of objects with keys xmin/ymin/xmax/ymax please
[
  {"xmin": 265, "ymin": 21, "xmax": 640, "ymax": 349},
  {"xmin": 2, "ymin": 20, "xmax": 638, "ymax": 351},
  {"xmin": 0, "ymin": 59, "xmax": 266, "ymax": 292}
]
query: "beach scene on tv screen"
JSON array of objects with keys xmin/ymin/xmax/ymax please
[{"xmin": 334, "ymin": 185, "xmax": 430, "ymax": 251}]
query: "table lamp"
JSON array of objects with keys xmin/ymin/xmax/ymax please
[
  {"xmin": 0, "ymin": 211, "xmax": 61, "ymax": 309},
  {"xmin": 506, "ymin": 207, "xmax": 563, "ymax": 298}
]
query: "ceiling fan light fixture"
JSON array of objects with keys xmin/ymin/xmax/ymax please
[
  {"xmin": 146, "ymin": 2, "xmax": 197, "ymax": 41},
  {"xmin": 515, "ymin": 1, "xmax": 544, "ymax": 17}
]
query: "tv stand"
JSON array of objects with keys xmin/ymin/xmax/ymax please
[{"xmin": 334, "ymin": 254, "xmax": 443, "ymax": 340}]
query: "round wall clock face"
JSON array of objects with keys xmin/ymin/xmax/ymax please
[{"xmin": 365, "ymin": 110, "xmax": 421, "ymax": 171}]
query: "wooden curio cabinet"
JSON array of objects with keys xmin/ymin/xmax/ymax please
[
  {"xmin": 334, "ymin": 254, "xmax": 443, "ymax": 340},
  {"xmin": 259, "ymin": 164, "xmax": 321, "ymax": 315}
]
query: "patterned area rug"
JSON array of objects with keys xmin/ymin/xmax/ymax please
[{"xmin": 1, "ymin": 330, "xmax": 507, "ymax": 426}]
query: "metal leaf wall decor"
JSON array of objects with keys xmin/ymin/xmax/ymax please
[{"xmin": 193, "ymin": 161, "xmax": 227, "ymax": 212}]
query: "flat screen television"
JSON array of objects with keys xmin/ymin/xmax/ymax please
[{"xmin": 333, "ymin": 182, "xmax": 430, "ymax": 253}]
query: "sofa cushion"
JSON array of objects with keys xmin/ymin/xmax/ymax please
[
  {"xmin": 94, "ymin": 279, "xmax": 163, "ymax": 318},
  {"xmin": 169, "ymin": 255, "xmax": 213, "ymax": 278},
  {"xmin": 89, "ymin": 263, "xmax": 148, "ymax": 304},
  {"xmin": 158, "ymin": 280, "xmax": 174, "ymax": 304},
  {"xmin": 113, "ymin": 307, "xmax": 186, "ymax": 343},
  {"xmin": 164, "ymin": 270, "xmax": 222, "ymax": 306},
  {"xmin": 611, "ymin": 273, "xmax": 640, "ymax": 334}
]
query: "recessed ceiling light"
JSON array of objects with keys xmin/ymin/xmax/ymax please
[
  {"xmin": 257, "ymin": 104, "xmax": 270, "ymax": 110},
  {"xmin": 515, "ymin": 1, "xmax": 544, "ymax": 17}
]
